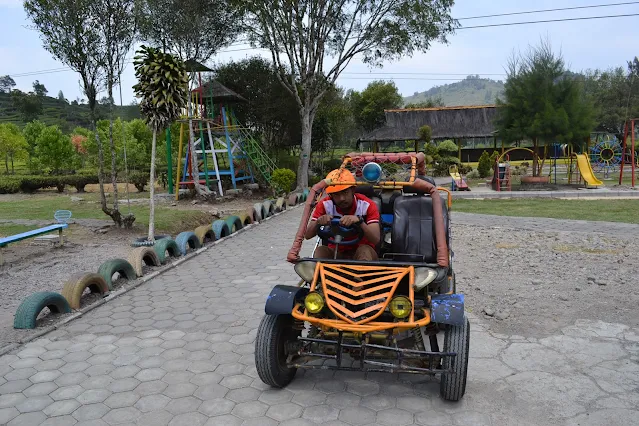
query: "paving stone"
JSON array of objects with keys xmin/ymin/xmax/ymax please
[
  {"xmin": 43, "ymin": 399, "xmax": 82, "ymax": 417},
  {"xmin": 16, "ymin": 395, "xmax": 53, "ymax": 413},
  {"xmin": 376, "ymin": 407, "xmax": 413, "ymax": 426},
  {"xmin": 226, "ymin": 387, "xmax": 260, "ymax": 403},
  {"xmin": 51, "ymin": 385, "xmax": 85, "ymax": 401},
  {"xmin": 134, "ymin": 410, "xmax": 174, "ymax": 426},
  {"xmin": 72, "ymin": 403, "xmax": 110, "ymax": 421},
  {"xmin": 338, "ymin": 406, "xmax": 376, "ymax": 425},
  {"xmin": 415, "ymin": 410, "xmax": 454, "ymax": 425},
  {"xmin": 81, "ymin": 375, "xmax": 113, "ymax": 390},
  {"xmin": 5, "ymin": 367, "xmax": 36, "ymax": 381},
  {"xmin": 194, "ymin": 383, "xmax": 229, "ymax": 400},
  {"xmin": 60, "ymin": 362, "xmax": 90, "ymax": 374},
  {"xmin": 202, "ymin": 414, "xmax": 242, "ymax": 426},
  {"xmin": 168, "ymin": 412, "xmax": 207, "ymax": 426},
  {"xmin": 104, "ymin": 391, "xmax": 140, "ymax": 409},
  {"xmin": 163, "ymin": 382, "xmax": 197, "ymax": 399},
  {"xmin": 0, "ymin": 407, "xmax": 19, "ymax": 424},
  {"xmin": 231, "ymin": 400, "xmax": 268, "ymax": 419},
  {"xmin": 77, "ymin": 389, "xmax": 112, "ymax": 404},
  {"xmin": 291, "ymin": 389, "xmax": 328, "ymax": 407},
  {"xmin": 326, "ymin": 392, "xmax": 361, "ymax": 409},
  {"xmin": 220, "ymin": 375, "xmax": 253, "ymax": 389},
  {"xmin": 135, "ymin": 394, "xmax": 171, "ymax": 413},
  {"xmin": 7, "ymin": 411, "xmax": 47, "ymax": 426},
  {"xmin": 166, "ymin": 396, "xmax": 202, "ymax": 415},
  {"xmin": 102, "ymin": 406, "xmax": 142, "ymax": 425},
  {"xmin": 35, "ymin": 359, "xmax": 66, "ymax": 371},
  {"xmin": 39, "ymin": 415, "xmax": 78, "ymax": 426},
  {"xmin": 23, "ymin": 381, "xmax": 58, "ymax": 397},
  {"xmin": 135, "ymin": 368, "xmax": 166, "ymax": 382},
  {"xmin": 345, "ymin": 379, "xmax": 380, "ymax": 397},
  {"xmin": 108, "ymin": 378, "xmax": 140, "ymax": 393}
]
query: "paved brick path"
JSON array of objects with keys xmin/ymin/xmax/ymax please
[{"xmin": 0, "ymin": 209, "xmax": 637, "ymax": 426}]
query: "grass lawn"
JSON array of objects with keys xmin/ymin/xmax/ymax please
[
  {"xmin": 0, "ymin": 196, "xmax": 211, "ymax": 235},
  {"xmin": 0, "ymin": 224, "xmax": 37, "ymax": 238},
  {"xmin": 452, "ymin": 198, "xmax": 639, "ymax": 224}
]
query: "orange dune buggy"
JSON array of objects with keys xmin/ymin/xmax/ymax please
[{"xmin": 255, "ymin": 152, "xmax": 469, "ymax": 401}]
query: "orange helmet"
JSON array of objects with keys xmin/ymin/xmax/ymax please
[{"xmin": 325, "ymin": 169, "xmax": 355, "ymax": 194}]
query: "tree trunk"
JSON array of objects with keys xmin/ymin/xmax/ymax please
[
  {"xmin": 296, "ymin": 110, "xmax": 313, "ymax": 189},
  {"xmin": 4, "ymin": 154, "xmax": 8, "ymax": 174},
  {"xmin": 92, "ymin": 108, "xmax": 121, "ymax": 226},
  {"xmin": 148, "ymin": 129, "xmax": 157, "ymax": 242},
  {"xmin": 10, "ymin": 154, "xmax": 14, "ymax": 174},
  {"xmin": 107, "ymin": 86, "xmax": 119, "ymax": 213}
]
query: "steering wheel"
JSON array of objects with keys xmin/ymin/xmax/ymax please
[{"xmin": 317, "ymin": 218, "xmax": 364, "ymax": 246}]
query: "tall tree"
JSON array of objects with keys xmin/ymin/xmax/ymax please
[
  {"xmin": 57, "ymin": 90, "xmax": 66, "ymax": 102},
  {"xmin": 213, "ymin": 57, "xmax": 300, "ymax": 150},
  {"xmin": 24, "ymin": 0, "xmax": 120, "ymax": 225},
  {"xmin": 11, "ymin": 89, "xmax": 42, "ymax": 122},
  {"xmin": 496, "ymin": 39, "xmax": 596, "ymax": 176},
  {"xmin": 241, "ymin": 0, "xmax": 457, "ymax": 188},
  {"xmin": 133, "ymin": 45, "xmax": 188, "ymax": 241},
  {"xmin": 93, "ymin": 0, "xmax": 137, "ymax": 228},
  {"xmin": 137, "ymin": 0, "xmax": 241, "ymax": 62},
  {"xmin": 36, "ymin": 125, "xmax": 75, "ymax": 173},
  {"xmin": 0, "ymin": 123, "xmax": 28, "ymax": 174},
  {"xmin": 405, "ymin": 97, "xmax": 445, "ymax": 108},
  {"xmin": 0, "ymin": 75, "xmax": 16, "ymax": 93},
  {"xmin": 22, "ymin": 120, "xmax": 46, "ymax": 169},
  {"xmin": 32, "ymin": 80, "xmax": 48, "ymax": 97},
  {"xmin": 349, "ymin": 80, "xmax": 403, "ymax": 132}
]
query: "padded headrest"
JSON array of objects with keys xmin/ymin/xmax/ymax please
[
  {"xmin": 403, "ymin": 175, "xmax": 436, "ymax": 194},
  {"xmin": 353, "ymin": 184, "xmax": 376, "ymax": 199}
]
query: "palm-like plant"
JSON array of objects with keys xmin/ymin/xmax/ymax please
[{"xmin": 133, "ymin": 45, "xmax": 188, "ymax": 241}]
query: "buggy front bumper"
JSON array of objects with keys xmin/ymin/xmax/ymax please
[{"xmin": 289, "ymin": 331, "xmax": 456, "ymax": 375}]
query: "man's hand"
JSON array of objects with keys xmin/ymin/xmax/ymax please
[
  {"xmin": 339, "ymin": 215, "xmax": 361, "ymax": 227},
  {"xmin": 316, "ymin": 214, "xmax": 333, "ymax": 226}
]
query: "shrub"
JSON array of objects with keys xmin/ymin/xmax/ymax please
[
  {"xmin": 0, "ymin": 176, "xmax": 21, "ymax": 194},
  {"xmin": 66, "ymin": 173, "xmax": 99, "ymax": 193},
  {"xmin": 0, "ymin": 174, "xmax": 100, "ymax": 194},
  {"xmin": 489, "ymin": 150, "xmax": 500, "ymax": 167},
  {"xmin": 417, "ymin": 125, "xmax": 432, "ymax": 143},
  {"xmin": 466, "ymin": 169, "xmax": 480, "ymax": 179},
  {"xmin": 477, "ymin": 151, "xmax": 492, "ymax": 178},
  {"xmin": 271, "ymin": 168, "xmax": 296, "ymax": 194},
  {"xmin": 129, "ymin": 171, "xmax": 149, "ymax": 192}
]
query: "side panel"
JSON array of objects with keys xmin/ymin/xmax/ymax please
[
  {"xmin": 265, "ymin": 285, "xmax": 309, "ymax": 315},
  {"xmin": 430, "ymin": 293, "xmax": 465, "ymax": 326}
]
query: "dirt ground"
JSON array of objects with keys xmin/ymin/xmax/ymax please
[
  {"xmin": 0, "ymin": 189, "xmax": 270, "ymax": 348},
  {"xmin": 453, "ymin": 212, "xmax": 639, "ymax": 337}
]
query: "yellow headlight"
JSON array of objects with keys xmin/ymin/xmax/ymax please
[
  {"xmin": 304, "ymin": 292, "xmax": 324, "ymax": 314},
  {"xmin": 389, "ymin": 296, "xmax": 412, "ymax": 319}
]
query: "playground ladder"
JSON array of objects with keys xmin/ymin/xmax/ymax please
[{"xmin": 242, "ymin": 134, "xmax": 276, "ymax": 185}]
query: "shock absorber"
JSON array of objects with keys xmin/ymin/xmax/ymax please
[{"xmin": 413, "ymin": 326, "xmax": 425, "ymax": 351}]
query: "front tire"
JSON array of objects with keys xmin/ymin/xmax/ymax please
[
  {"xmin": 440, "ymin": 316, "xmax": 470, "ymax": 401},
  {"xmin": 255, "ymin": 314, "xmax": 300, "ymax": 388}
]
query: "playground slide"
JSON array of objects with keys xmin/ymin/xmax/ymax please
[
  {"xmin": 575, "ymin": 154, "xmax": 603, "ymax": 187},
  {"xmin": 449, "ymin": 165, "xmax": 470, "ymax": 191}
]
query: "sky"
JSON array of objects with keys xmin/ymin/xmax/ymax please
[{"xmin": 1, "ymin": 0, "xmax": 638, "ymax": 105}]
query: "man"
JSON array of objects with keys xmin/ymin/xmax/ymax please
[{"xmin": 305, "ymin": 169, "xmax": 380, "ymax": 261}]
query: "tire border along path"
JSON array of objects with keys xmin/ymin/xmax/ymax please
[{"xmin": 0, "ymin": 204, "xmax": 300, "ymax": 357}]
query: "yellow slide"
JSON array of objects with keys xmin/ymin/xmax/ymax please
[{"xmin": 574, "ymin": 154, "xmax": 603, "ymax": 187}]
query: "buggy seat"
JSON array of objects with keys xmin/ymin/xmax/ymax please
[{"xmin": 388, "ymin": 185, "xmax": 450, "ymax": 264}]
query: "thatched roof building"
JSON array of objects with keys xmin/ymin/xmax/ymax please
[{"xmin": 359, "ymin": 105, "xmax": 499, "ymax": 142}]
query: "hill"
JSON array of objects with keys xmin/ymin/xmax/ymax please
[
  {"xmin": 0, "ymin": 92, "xmax": 141, "ymax": 132},
  {"xmin": 403, "ymin": 75, "xmax": 505, "ymax": 107}
]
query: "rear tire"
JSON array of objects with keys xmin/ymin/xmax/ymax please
[
  {"xmin": 440, "ymin": 315, "xmax": 470, "ymax": 401},
  {"xmin": 255, "ymin": 314, "xmax": 300, "ymax": 388}
]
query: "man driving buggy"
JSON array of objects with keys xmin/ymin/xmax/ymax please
[{"xmin": 305, "ymin": 169, "xmax": 381, "ymax": 261}]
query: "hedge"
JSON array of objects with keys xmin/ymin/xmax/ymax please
[{"xmin": 0, "ymin": 173, "xmax": 100, "ymax": 194}]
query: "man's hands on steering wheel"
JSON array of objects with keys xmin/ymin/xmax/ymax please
[{"xmin": 316, "ymin": 214, "xmax": 361, "ymax": 227}]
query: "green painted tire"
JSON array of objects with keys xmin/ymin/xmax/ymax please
[
  {"xmin": 97, "ymin": 258, "xmax": 136, "ymax": 290},
  {"xmin": 153, "ymin": 238, "xmax": 181, "ymax": 264},
  {"xmin": 14, "ymin": 292, "xmax": 71, "ymax": 329},
  {"xmin": 225, "ymin": 215, "xmax": 243, "ymax": 234},
  {"xmin": 212, "ymin": 220, "xmax": 231, "ymax": 240}
]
